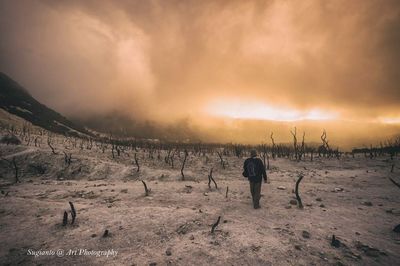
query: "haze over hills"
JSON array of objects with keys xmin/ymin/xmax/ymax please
[
  {"xmin": 1, "ymin": 72, "xmax": 400, "ymax": 150},
  {"xmin": 0, "ymin": 72, "xmax": 89, "ymax": 137},
  {"xmin": 74, "ymin": 112, "xmax": 400, "ymax": 151}
]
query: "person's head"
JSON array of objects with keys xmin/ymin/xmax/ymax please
[{"xmin": 250, "ymin": 149, "xmax": 257, "ymax": 158}]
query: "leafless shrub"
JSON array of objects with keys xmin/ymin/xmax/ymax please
[{"xmin": 318, "ymin": 130, "xmax": 331, "ymax": 157}]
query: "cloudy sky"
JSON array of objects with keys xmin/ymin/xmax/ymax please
[{"xmin": 0, "ymin": 0, "xmax": 399, "ymax": 145}]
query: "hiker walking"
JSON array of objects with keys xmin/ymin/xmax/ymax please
[{"xmin": 242, "ymin": 149, "xmax": 267, "ymax": 209}]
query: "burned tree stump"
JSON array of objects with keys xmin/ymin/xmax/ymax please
[
  {"xmin": 62, "ymin": 211, "xmax": 68, "ymax": 226},
  {"xmin": 208, "ymin": 168, "xmax": 218, "ymax": 189},
  {"xmin": 211, "ymin": 216, "xmax": 221, "ymax": 234},
  {"xmin": 391, "ymin": 164, "xmax": 394, "ymax": 173},
  {"xmin": 226, "ymin": 186, "xmax": 229, "ymax": 198},
  {"xmin": 69, "ymin": 201, "xmax": 76, "ymax": 224},
  {"xmin": 295, "ymin": 174, "xmax": 304, "ymax": 209},
  {"xmin": 141, "ymin": 180, "xmax": 150, "ymax": 196},
  {"xmin": 208, "ymin": 168, "xmax": 213, "ymax": 189},
  {"xmin": 103, "ymin": 229, "xmax": 109, "ymax": 237},
  {"xmin": 331, "ymin": 235, "xmax": 341, "ymax": 248}
]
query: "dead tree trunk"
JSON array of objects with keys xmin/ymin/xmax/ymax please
[
  {"xmin": 141, "ymin": 180, "xmax": 150, "ymax": 196},
  {"xmin": 170, "ymin": 150, "xmax": 176, "ymax": 168},
  {"xmin": 62, "ymin": 211, "xmax": 68, "ymax": 226},
  {"xmin": 165, "ymin": 149, "xmax": 171, "ymax": 164},
  {"xmin": 290, "ymin": 127, "xmax": 298, "ymax": 161},
  {"xmin": 295, "ymin": 175, "xmax": 304, "ymax": 209},
  {"xmin": 69, "ymin": 201, "xmax": 76, "ymax": 224},
  {"xmin": 261, "ymin": 144, "xmax": 267, "ymax": 170},
  {"xmin": 270, "ymin": 132, "xmax": 276, "ymax": 159},
  {"xmin": 299, "ymin": 132, "xmax": 305, "ymax": 160},
  {"xmin": 47, "ymin": 138, "xmax": 57, "ymax": 155},
  {"xmin": 217, "ymin": 151, "xmax": 225, "ymax": 169},
  {"xmin": 208, "ymin": 168, "xmax": 218, "ymax": 189},
  {"xmin": 134, "ymin": 153, "xmax": 140, "ymax": 172},
  {"xmin": 320, "ymin": 130, "xmax": 331, "ymax": 157},
  {"xmin": 211, "ymin": 216, "xmax": 221, "ymax": 233},
  {"xmin": 225, "ymin": 186, "xmax": 229, "ymax": 198},
  {"xmin": 181, "ymin": 150, "xmax": 188, "ymax": 180}
]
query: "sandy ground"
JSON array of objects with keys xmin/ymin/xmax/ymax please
[{"xmin": 0, "ymin": 141, "xmax": 399, "ymax": 266}]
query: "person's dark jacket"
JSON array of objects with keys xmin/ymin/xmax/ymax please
[{"xmin": 242, "ymin": 157, "xmax": 267, "ymax": 183}]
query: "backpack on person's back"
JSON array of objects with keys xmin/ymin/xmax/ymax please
[
  {"xmin": 246, "ymin": 159, "xmax": 257, "ymax": 178},
  {"xmin": 242, "ymin": 158, "xmax": 259, "ymax": 178}
]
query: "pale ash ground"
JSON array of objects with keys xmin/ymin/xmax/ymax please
[{"xmin": 0, "ymin": 140, "xmax": 399, "ymax": 266}]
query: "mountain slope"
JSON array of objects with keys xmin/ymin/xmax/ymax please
[{"xmin": 0, "ymin": 72, "xmax": 90, "ymax": 136}]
